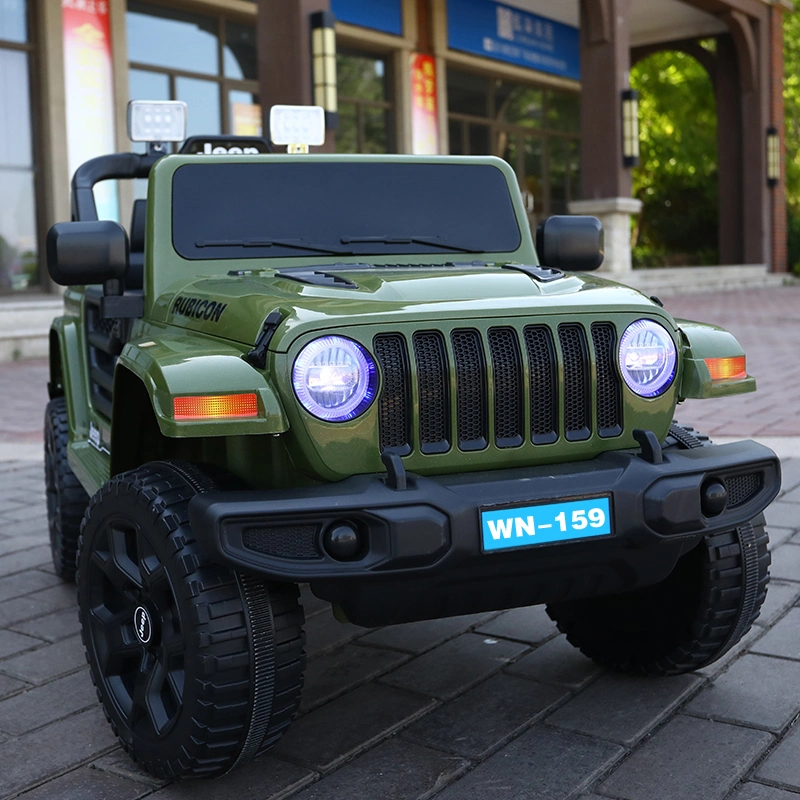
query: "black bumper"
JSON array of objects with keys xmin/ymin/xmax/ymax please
[{"xmin": 188, "ymin": 440, "xmax": 780, "ymax": 626}]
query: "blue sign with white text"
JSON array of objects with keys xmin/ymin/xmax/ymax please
[
  {"xmin": 330, "ymin": 0, "xmax": 403, "ymax": 36},
  {"xmin": 481, "ymin": 496, "xmax": 612, "ymax": 552},
  {"xmin": 447, "ymin": 0, "xmax": 580, "ymax": 81}
]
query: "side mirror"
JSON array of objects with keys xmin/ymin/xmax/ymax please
[
  {"xmin": 46, "ymin": 221, "xmax": 129, "ymax": 291},
  {"xmin": 535, "ymin": 216, "xmax": 604, "ymax": 271}
]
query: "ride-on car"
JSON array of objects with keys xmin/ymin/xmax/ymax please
[{"xmin": 44, "ymin": 101, "xmax": 781, "ymax": 779}]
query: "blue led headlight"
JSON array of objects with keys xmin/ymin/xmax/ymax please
[
  {"xmin": 618, "ymin": 319, "xmax": 677, "ymax": 398},
  {"xmin": 292, "ymin": 336, "xmax": 378, "ymax": 422}
]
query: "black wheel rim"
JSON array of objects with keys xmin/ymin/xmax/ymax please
[{"xmin": 86, "ymin": 518, "xmax": 186, "ymax": 740}]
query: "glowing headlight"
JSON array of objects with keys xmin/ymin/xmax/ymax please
[
  {"xmin": 618, "ymin": 319, "xmax": 677, "ymax": 398},
  {"xmin": 292, "ymin": 336, "xmax": 378, "ymax": 421}
]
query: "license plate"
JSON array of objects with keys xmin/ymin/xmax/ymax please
[{"xmin": 481, "ymin": 496, "xmax": 612, "ymax": 553}]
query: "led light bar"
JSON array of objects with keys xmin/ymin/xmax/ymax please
[
  {"xmin": 173, "ymin": 393, "xmax": 259, "ymax": 420},
  {"xmin": 128, "ymin": 100, "xmax": 188, "ymax": 143},
  {"xmin": 705, "ymin": 356, "xmax": 747, "ymax": 382},
  {"xmin": 269, "ymin": 105, "xmax": 325, "ymax": 149}
]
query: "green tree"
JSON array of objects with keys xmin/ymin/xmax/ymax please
[
  {"xmin": 783, "ymin": 10, "xmax": 800, "ymax": 271},
  {"xmin": 630, "ymin": 49, "xmax": 718, "ymax": 266}
]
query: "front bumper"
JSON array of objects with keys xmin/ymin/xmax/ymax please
[{"xmin": 189, "ymin": 440, "xmax": 780, "ymax": 626}]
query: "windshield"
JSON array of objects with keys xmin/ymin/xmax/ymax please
[{"xmin": 171, "ymin": 162, "xmax": 522, "ymax": 260}]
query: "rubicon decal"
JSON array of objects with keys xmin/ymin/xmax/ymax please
[{"xmin": 172, "ymin": 295, "xmax": 228, "ymax": 322}]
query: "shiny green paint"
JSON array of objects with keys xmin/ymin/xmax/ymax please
[{"xmin": 676, "ymin": 318, "xmax": 757, "ymax": 399}]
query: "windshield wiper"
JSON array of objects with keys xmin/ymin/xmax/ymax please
[
  {"xmin": 340, "ymin": 235, "xmax": 482, "ymax": 254},
  {"xmin": 195, "ymin": 238, "xmax": 353, "ymax": 256}
]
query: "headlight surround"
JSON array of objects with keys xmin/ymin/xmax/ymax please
[
  {"xmin": 618, "ymin": 319, "xmax": 677, "ymax": 398},
  {"xmin": 292, "ymin": 336, "xmax": 378, "ymax": 422}
]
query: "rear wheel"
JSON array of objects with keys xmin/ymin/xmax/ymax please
[
  {"xmin": 546, "ymin": 424, "xmax": 771, "ymax": 675},
  {"xmin": 77, "ymin": 461, "xmax": 305, "ymax": 779},
  {"xmin": 44, "ymin": 397, "xmax": 90, "ymax": 581}
]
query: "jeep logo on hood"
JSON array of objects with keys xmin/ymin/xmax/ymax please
[{"xmin": 179, "ymin": 136, "xmax": 270, "ymax": 156}]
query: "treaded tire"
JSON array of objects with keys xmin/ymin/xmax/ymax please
[
  {"xmin": 546, "ymin": 423, "xmax": 771, "ymax": 676},
  {"xmin": 76, "ymin": 461, "xmax": 305, "ymax": 780},
  {"xmin": 44, "ymin": 397, "xmax": 90, "ymax": 581}
]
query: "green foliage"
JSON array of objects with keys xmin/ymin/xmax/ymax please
[
  {"xmin": 783, "ymin": 10, "xmax": 800, "ymax": 272},
  {"xmin": 631, "ymin": 50, "xmax": 718, "ymax": 266}
]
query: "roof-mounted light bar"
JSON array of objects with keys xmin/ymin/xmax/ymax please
[
  {"xmin": 269, "ymin": 105, "xmax": 325, "ymax": 153},
  {"xmin": 127, "ymin": 100, "xmax": 188, "ymax": 143}
]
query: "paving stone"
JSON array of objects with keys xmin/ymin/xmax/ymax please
[
  {"xmin": 0, "ymin": 518, "xmax": 49, "ymax": 540},
  {"xmin": 768, "ymin": 545, "xmax": 800, "ymax": 582},
  {"xmin": 303, "ymin": 608, "xmax": 364, "ymax": 659},
  {"xmin": 273, "ymin": 682, "xmax": 435, "ymax": 772},
  {"xmin": 765, "ymin": 503, "xmax": 800, "ymax": 533},
  {"xmin": 0, "ymin": 545, "xmax": 52, "ymax": 578},
  {"xmin": 0, "ymin": 634, "xmax": 86, "ymax": 684},
  {"xmin": 299, "ymin": 583, "xmax": 331, "ymax": 619},
  {"xmin": 729, "ymin": 783, "xmax": 800, "ymax": 800},
  {"xmin": 475, "ymin": 605, "xmax": 558, "ymax": 645},
  {"xmin": 0, "ymin": 672, "xmax": 28, "ymax": 700},
  {"xmin": 33, "ymin": 583, "xmax": 78, "ymax": 611},
  {"xmin": 402, "ymin": 672, "xmax": 567, "ymax": 759},
  {"xmin": 599, "ymin": 715, "xmax": 773, "ymax": 800},
  {"xmin": 0, "ymin": 628, "xmax": 43, "ymax": 659},
  {"xmin": 2, "ymin": 505, "xmax": 47, "ymax": 524},
  {"xmin": 755, "ymin": 581, "xmax": 800, "ymax": 627},
  {"xmin": 697, "ymin": 625, "xmax": 764, "ymax": 679},
  {"xmin": 779, "ymin": 459, "xmax": 800, "ymax": 494},
  {"xmin": 782, "ymin": 485, "xmax": 800, "ymax": 504},
  {"xmin": 358, "ymin": 613, "xmax": 497, "ymax": 655},
  {"xmin": 379, "ymin": 633, "xmax": 527, "ymax": 700},
  {"xmin": 0, "ymin": 670, "xmax": 97, "ymax": 735},
  {"xmin": 770, "ymin": 527, "xmax": 796, "ymax": 548},
  {"xmin": 15, "ymin": 766, "xmax": 150, "ymax": 800},
  {"xmin": 90, "ymin": 750, "xmax": 168, "ymax": 789},
  {"xmin": 292, "ymin": 737, "xmax": 467, "ymax": 800},
  {"xmin": 505, "ymin": 634, "xmax": 603, "ymax": 689},
  {"xmin": 0, "ymin": 570, "xmax": 62, "ymax": 603},
  {"xmin": 0, "ymin": 707, "xmax": 115, "ymax": 799},
  {"xmin": 0, "ymin": 594, "xmax": 63, "ymax": 627},
  {"xmin": 751, "ymin": 608, "xmax": 800, "ymax": 660},
  {"xmin": 11, "ymin": 607, "xmax": 82, "ymax": 642},
  {"xmin": 148, "ymin": 756, "xmax": 316, "ymax": 800},
  {"xmin": 686, "ymin": 654, "xmax": 800, "ymax": 731},
  {"xmin": 300, "ymin": 643, "xmax": 409, "ymax": 713},
  {"xmin": 756, "ymin": 721, "xmax": 800, "ymax": 788},
  {"xmin": 0, "ymin": 534, "xmax": 49, "ymax": 558},
  {"xmin": 434, "ymin": 724, "xmax": 623, "ymax": 800},
  {"xmin": 548, "ymin": 672, "xmax": 700, "ymax": 746}
]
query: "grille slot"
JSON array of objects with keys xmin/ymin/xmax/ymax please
[
  {"xmin": 726, "ymin": 473, "xmax": 763, "ymax": 508},
  {"xmin": 559, "ymin": 324, "xmax": 591, "ymax": 441},
  {"xmin": 242, "ymin": 525, "xmax": 320, "ymax": 560},
  {"xmin": 523, "ymin": 325, "xmax": 558, "ymax": 445},
  {"xmin": 413, "ymin": 331, "xmax": 451, "ymax": 454},
  {"xmin": 591, "ymin": 323, "xmax": 623, "ymax": 437},
  {"xmin": 488, "ymin": 327, "xmax": 524, "ymax": 448},
  {"xmin": 451, "ymin": 329, "xmax": 488, "ymax": 451},
  {"xmin": 374, "ymin": 334, "xmax": 412, "ymax": 455}
]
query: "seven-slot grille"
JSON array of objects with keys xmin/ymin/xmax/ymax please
[{"xmin": 374, "ymin": 322, "xmax": 623, "ymax": 455}]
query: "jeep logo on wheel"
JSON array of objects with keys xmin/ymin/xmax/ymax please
[{"xmin": 134, "ymin": 606, "xmax": 152, "ymax": 644}]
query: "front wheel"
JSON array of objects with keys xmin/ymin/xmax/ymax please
[
  {"xmin": 77, "ymin": 461, "xmax": 306, "ymax": 780},
  {"xmin": 547, "ymin": 517, "xmax": 770, "ymax": 676}
]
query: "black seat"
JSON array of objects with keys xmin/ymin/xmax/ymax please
[{"xmin": 128, "ymin": 198, "xmax": 146, "ymax": 290}]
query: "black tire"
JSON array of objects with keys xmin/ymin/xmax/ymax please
[
  {"xmin": 546, "ymin": 424, "xmax": 771, "ymax": 676},
  {"xmin": 44, "ymin": 397, "xmax": 90, "ymax": 581},
  {"xmin": 76, "ymin": 461, "xmax": 306, "ymax": 780}
]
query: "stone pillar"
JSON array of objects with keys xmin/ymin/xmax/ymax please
[
  {"xmin": 577, "ymin": 0, "xmax": 637, "ymax": 274},
  {"xmin": 568, "ymin": 198, "xmax": 642, "ymax": 274}
]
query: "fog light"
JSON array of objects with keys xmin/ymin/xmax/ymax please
[
  {"xmin": 701, "ymin": 480, "xmax": 728, "ymax": 517},
  {"xmin": 324, "ymin": 522, "xmax": 361, "ymax": 560}
]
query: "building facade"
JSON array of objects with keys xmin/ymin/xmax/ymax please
[{"xmin": 0, "ymin": 0, "xmax": 789, "ymax": 357}]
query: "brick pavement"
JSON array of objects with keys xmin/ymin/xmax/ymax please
[{"xmin": 0, "ymin": 285, "xmax": 799, "ymax": 798}]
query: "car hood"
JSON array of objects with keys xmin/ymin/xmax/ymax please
[{"xmin": 155, "ymin": 264, "xmax": 671, "ymax": 351}]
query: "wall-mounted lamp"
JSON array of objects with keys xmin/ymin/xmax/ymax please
[
  {"xmin": 767, "ymin": 125, "xmax": 780, "ymax": 188},
  {"xmin": 622, "ymin": 89, "xmax": 640, "ymax": 169},
  {"xmin": 311, "ymin": 11, "xmax": 338, "ymax": 129}
]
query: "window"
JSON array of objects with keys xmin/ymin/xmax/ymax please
[
  {"xmin": 336, "ymin": 49, "xmax": 394, "ymax": 154},
  {"xmin": 0, "ymin": 0, "xmax": 39, "ymax": 293},
  {"xmin": 126, "ymin": 3, "xmax": 259, "ymax": 141},
  {"xmin": 447, "ymin": 68, "xmax": 580, "ymax": 224}
]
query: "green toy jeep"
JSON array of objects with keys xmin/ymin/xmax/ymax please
[{"xmin": 44, "ymin": 102, "xmax": 780, "ymax": 780}]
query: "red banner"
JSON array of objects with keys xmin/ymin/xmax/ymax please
[{"xmin": 410, "ymin": 53, "xmax": 439, "ymax": 155}]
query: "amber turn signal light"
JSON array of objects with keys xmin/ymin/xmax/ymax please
[
  {"xmin": 173, "ymin": 393, "xmax": 259, "ymax": 420},
  {"xmin": 705, "ymin": 356, "xmax": 747, "ymax": 382}
]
